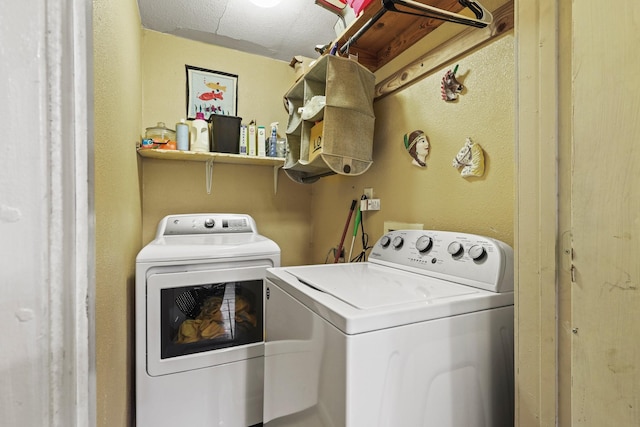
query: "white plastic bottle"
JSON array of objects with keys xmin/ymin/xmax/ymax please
[
  {"xmin": 190, "ymin": 112, "xmax": 210, "ymax": 152},
  {"xmin": 176, "ymin": 119, "xmax": 189, "ymax": 151}
]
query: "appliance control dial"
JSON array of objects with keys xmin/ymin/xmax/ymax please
[
  {"xmin": 468, "ymin": 244, "xmax": 487, "ymax": 260},
  {"xmin": 415, "ymin": 235, "xmax": 433, "ymax": 253},
  {"xmin": 380, "ymin": 235, "xmax": 391, "ymax": 248},
  {"xmin": 392, "ymin": 236, "xmax": 404, "ymax": 249},
  {"xmin": 204, "ymin": 218, "xmax": 215, "ymax": 228},
  {"xmin": 447, "ymin": 241, "xmax": 464, "ymax": 257}
]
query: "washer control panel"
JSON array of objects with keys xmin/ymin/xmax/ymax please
[
  {"xmin": 369, "ymin": 229, "xmax": 513, "ymax": 293},
  {"xmin": 157, "ymin": 213, "xmax": 258, "ymax": 236}
]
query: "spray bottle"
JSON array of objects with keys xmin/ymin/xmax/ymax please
[{"xmin": 268, "ymin": 122, "xmax": 278, "ymax": 157}]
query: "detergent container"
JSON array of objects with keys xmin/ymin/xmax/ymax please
[{"xmin": 190, "ymin": 112, "xmax": 210, "ymax": 152}]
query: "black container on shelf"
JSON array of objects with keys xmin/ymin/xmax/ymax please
[{"xmin": 209, "ymin": 114, "xmax": 242, "ymax": 154}]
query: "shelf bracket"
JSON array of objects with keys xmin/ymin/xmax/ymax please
[
  {"xmin": 206, "ymin": 159, "xmax": 214, "ymax": 194},
  {"xmin": 273, "ymin": 165, "xmax": 281, "ymax": 194}
]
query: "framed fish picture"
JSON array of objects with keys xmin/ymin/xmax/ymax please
[{"xmin": 185, "ymin": 65, "xmax": 238, "ymax": 119}]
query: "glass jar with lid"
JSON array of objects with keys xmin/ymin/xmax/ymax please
[{"xmin": 145, "ymin": 122, "xmax": 177, "ymax": 150}]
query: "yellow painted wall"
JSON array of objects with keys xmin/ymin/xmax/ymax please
[
  {"xmin": 138, "ymin": 31, "xmax": 514, "ymax": 267},
  {"xmin": 310, "ymin": 35, "xmax": 515, "ymax": 263},
  {"xmin": 93, "ymin": 0, "xmax": 143, "ymax": 425},
  {"xmin": 140, "ymin": 31, "xmax": 313, "ymax": 266},
  {"xmin": 140, "ymin": 30, "xmax": 292, "ymax": 141}
]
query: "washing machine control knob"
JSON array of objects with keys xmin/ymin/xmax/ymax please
[
  {"xmin": 380, "ymin": 235, "xmax": 391, "ymax": 248},
  {"xmin": 447, "ymin": 241, "xmax": 464, "ymax": 257},
  {"xmin": 468, "ymin": 245, "xmax": 487, "ymax": 261},
  {"xmin": 204, "ymin": 218, "xmax": 215, "ymax": 228},
  {"xmin": 415, "ymin": 235, "xmax": 433, "ymax": 253},
  {"xmin": 392, "ymin": 236, "xmax": 404, "ymax": 249}
]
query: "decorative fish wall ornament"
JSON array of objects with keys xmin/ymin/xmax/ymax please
[
  {"xmin": 452, "ymin": 137, "xmax": 485, "ymax": 178},
  {"xmin": 441, "ymin": 66, "xmax": 463, "ymax": 102},
  {"xmin": 404, "ymin": 130, "xmax": 430, "ymax": 167}
]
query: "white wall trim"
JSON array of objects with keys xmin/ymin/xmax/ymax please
[
  {"xmin": 46, "ymin": 0, "xmax": 94, "ymax": 425},
  {"xmin": 515, "ymin": 0, "xmax": 560, "ymax": 425},
  {"xmin": 1, "ymin": 0, "xmax": 92, "ymax": 424}
]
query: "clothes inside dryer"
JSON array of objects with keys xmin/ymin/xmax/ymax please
[{"xmin": 161, "ymin": 280, "xmax": 262, "ymax": 359}]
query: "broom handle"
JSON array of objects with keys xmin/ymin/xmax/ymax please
[{"xmin": 334, "ymin": 200, "xmax": 357, "ymax": 263}]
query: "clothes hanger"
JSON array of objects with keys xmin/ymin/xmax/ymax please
[
  {"xmin": 339, "ymin": 0, "xmax": 493, "ymax": 55},
  {"xmin": 382, "ymin": 0, "xmax": 492, "ymax": 28}
]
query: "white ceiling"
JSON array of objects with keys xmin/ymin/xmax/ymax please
[{"xmin": 136, "ymin": 0, "xmax": 344, "ymax": 62}]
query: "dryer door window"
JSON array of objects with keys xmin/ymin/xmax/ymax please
[
  {"xmin": 146, "ymin": 263, "xmax": 269, "ymax": 377},
  {"xmin": 160, "ymin": 280, "xmax": 262, "ymax": 359}
]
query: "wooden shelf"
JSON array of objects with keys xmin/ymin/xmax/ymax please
[
  {"xmin": 137, "ymin": 149, "xmax": 285, "ymax": 194},
  {"xmin": 137, "ymin": 148, "xmax": 285, "ymax": 166},
  {"xmin": 336, "ymin": 0, "xmax": 466, "ymax": 72}
]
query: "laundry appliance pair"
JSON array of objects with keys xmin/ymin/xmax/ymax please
[{"xmin": 136, "ymin": 214, "xmax": 513, "ymax": 427}]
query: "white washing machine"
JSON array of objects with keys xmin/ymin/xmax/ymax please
[
  {"xmin": 263, "ymin": 229, "xmax": 514, "ymax": 427},
  {"xmin": 136, "ymin": 213, "xmax": 280, "ymax": 427}
]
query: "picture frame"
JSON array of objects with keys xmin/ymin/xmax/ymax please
[{"xmin": 185, "ymin": 65, "xmax": 238, "ymax": 120}]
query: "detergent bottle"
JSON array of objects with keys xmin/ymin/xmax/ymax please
[{"xmin": 190, "ymin": 112, "xmax": 210, "ymax": 152}]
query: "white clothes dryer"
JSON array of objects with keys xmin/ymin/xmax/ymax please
[
  {"xmin": 136, "ymin": 213, "xmax": 280, "ymax": 427},
  {"xmin": 263, "ymin": 229, "xmax": 514, "ymax": 427}
]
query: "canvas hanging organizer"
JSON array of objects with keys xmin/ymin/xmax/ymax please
[{"xmin": 282, "ymin": 55, "xmax": 376, "ymax": 183}]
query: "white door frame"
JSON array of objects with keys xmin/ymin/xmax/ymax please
[
  {"xmin": 0, "ymin": 0, "xmax": 96, "ymax": 425},
  {"xmin": 515, "ymin": 0, "xmax": 562, "ymax": 425},
  {"xmin": 41, "ymin": 0, "xmax": 96, "ymax": 426},
  {"xmin": 47, "ymin": 0, "xmax": 95, "ymax": 425}
]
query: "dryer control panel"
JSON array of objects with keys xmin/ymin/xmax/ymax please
[
  {"xmin": 369, "ymin": 230, "xmax": 514, "ymax": 293},
  {"xmin": 156, "ymin": 213, "xmax": 258, "ymax": 237}
]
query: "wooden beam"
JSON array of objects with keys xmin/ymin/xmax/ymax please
[{"xmin": 374, "ymin": 1, "xmax": 514, "ymax": 100}]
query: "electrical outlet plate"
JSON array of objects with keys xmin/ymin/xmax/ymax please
[
  {"xmin": 363, "ymin": 187, "xmax": 374, "ymax": 199},
  {"xmin": 383, "ymin": 221, "xmax": 424, "ymax": 234},
  {"xmin": 367, "ymin": 199, "xmax": 381, "ymax": 210}
]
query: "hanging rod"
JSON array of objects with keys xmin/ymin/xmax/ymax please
[{"xmin": 339, "ymin": 0, "xmax": 493, "ymax": 55}]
